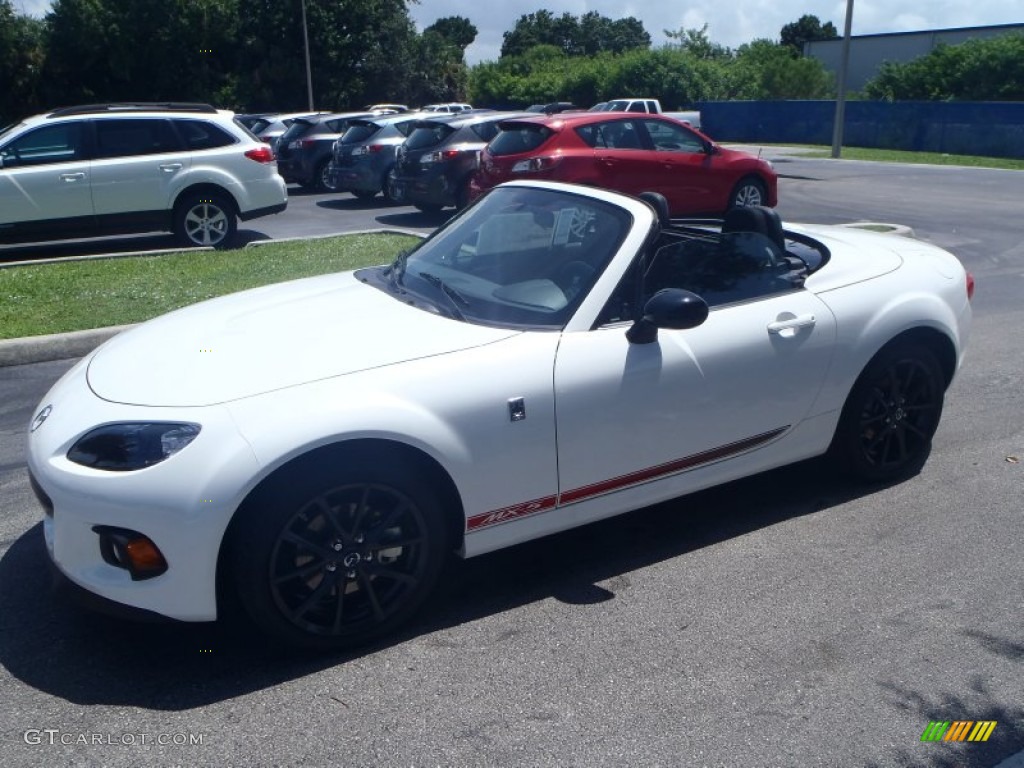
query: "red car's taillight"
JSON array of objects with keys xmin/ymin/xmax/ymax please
[
  {"xmin": 966, "ymin": 271, "xmax": 975, "ymax": 301},
  {"xmin": 245, "ymin": 146, "xmax": 276, "ymax": 163}
]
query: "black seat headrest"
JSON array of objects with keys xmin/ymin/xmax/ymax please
[
  {"xmin": 722, "ymin": 205, "xmax": 784, "ymax": 250},
  {"xmin": 638, "ymin": 191, "xmax": 670, "ymax": 230}
]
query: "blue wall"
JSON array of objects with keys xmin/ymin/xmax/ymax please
[{"xmin": 698, "ymin": 101, "xmax": 1024, "ymax": 159}]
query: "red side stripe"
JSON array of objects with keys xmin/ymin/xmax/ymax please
[
  {"xmin": 466, "ymin": 495, "xmax": 558, "ymax": 531},
  {"xmin": 466, "ymin": 426, "xmax": 788, "ymax": 533},
  {"xmin": 558, "ymin": 427, "xmax": 788, "ymax": 505}
]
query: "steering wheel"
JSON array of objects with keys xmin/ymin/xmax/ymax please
[{"xmin": 554, "ymin": 260, "xmax": 596, "ymax": 301}]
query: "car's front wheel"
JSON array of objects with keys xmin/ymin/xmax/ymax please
[
  {"xmin": 830, "ymin": 342, "xmax": 945, "ymax": 482},
  {"xmin": 230, "ymin": 457, "xmax": 450, "ymax": 650},
  {"xmin": 174, "ymin": 192, "xmax": 237, "ymax": 248},
  {"xmin": 728, "ymin": 177, "xmax": 766, "ymax": 210}
]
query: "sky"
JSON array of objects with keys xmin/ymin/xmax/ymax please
[{"xmin": 11, "ymin": 0, "xmax": 1021, "ymax": 65}]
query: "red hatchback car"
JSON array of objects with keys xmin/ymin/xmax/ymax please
[{"xmin": 471, "ymin": 113, "xmax": 778, "ymax": 216}]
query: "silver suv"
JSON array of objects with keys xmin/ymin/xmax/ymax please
[{"xmin": 0, "ymin": 103, "xmax": 288, "ymax": 249}]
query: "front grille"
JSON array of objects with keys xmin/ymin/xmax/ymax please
[{"xmin": 28, "ymin": 470, "xmax": 54, "ymax": 517}]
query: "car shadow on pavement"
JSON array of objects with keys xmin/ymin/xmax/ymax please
[
  {"xmin": 0, "ymin": 458, "xmax": 904, "ymax": 710},
  {"xmin": 375, "ymin": 210, "xmax": 451, "ymax": 228}
]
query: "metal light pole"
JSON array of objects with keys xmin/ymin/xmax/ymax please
[
  {"xmin": 301, "ymin": 0, "xmax": 314, "ymax": 111},
  {"xmin": 830, "ymin": 0, "xmax": 855, "ymax": 158}
]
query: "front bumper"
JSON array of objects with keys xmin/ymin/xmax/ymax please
[{"xmin": 27, "ymin": 359, "xmax": 260, "ymax": 622}]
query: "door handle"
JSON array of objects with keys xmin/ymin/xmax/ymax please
[
  {"xmin": 767, "ymin": 314, "xmax": 816, "ymax": 335},
  {"xmin": 599, "ymin": 156, "xmax": 617, "ymax": 166},
  {"xmin": 59, "ymin": 172, "xmax": 86, "ymax": 182},
  {"xmin": 159, "ymin": 163, "xmax": 183, "ymax": 173}
]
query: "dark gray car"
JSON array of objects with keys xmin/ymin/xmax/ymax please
[
  {"xmin": 275, "ymin": 112, "xmax": 375, "ymax": 191},
  {"xmin": 327, "ymin": 112, "xmax": 425, "ymax": 200},
  {"xmin": 388, "ymin": 111, "xmax": 532, "ymax": 212}
]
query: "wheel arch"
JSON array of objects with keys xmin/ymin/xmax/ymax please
[
  {"xmin": 878, "ymin": 326, "xmax": 958, "ymax": 389},
  {"xmin": 216, "ymin": 437, "xmax": 466, "ymax": 612},
  {"xmin": 172, "ymin": 182, "xmax": 239, "ymax": 218}
]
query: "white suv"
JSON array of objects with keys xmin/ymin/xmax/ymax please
[{"xmin": 0, "ymin": 103, "xmax": 288, "ymax": 249}]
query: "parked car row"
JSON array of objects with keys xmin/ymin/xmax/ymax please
[
  {"xmin": 0, "ymin": 100, "xmax": 754, "ymax": 251},
  {"xmin": 321, "ymin": 109, "xmax": 776, "ymax": 218}
]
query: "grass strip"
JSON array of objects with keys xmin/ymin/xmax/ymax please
[{"xmin": 0, "ymin": 233, "xmax": 420, "ymax": 339}]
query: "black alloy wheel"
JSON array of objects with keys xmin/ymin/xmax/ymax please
[
  {"xmin": 831, "ymin": 342, "xmax": 945, "ymax": 482},
  {"xmin": 231, "ymin": 460, "xmax": 449, "ymax": 649}
]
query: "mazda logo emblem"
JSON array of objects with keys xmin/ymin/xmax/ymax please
[
  {"xmin": 30, "ymin": 404, "xmax": 52, "ymax": 433},
  {"xmin": 342, "ymin": 552, "xmax": 362, "ymax": 568}
]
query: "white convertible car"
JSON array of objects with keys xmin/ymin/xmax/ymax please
[{"xmin": 26, "ymin": 181, "xmax": 973, "ymax": 649}]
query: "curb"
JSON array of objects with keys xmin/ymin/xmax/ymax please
[{"xmin": 0, "ymin": 325, "xmax": 135, "ymax": 368}]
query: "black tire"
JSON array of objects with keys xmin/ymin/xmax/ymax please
[
  {"xmin": 829, "ymin": 342, "xmax": 945, "ymax": 482},
  {"xmin": 229, "ymin": 457, "xmax": 449, "ymax": 650},
  {"xmin": 414, "ymin": 202, "xmax": 444, "ymax": 213},
  {"xmin": 314, "ymin": 160, "xmax": 337, "ymax": 193},
  {"xmin": 352, "ymin": 189, "xmax": 377, "ymax": 200},
  {"xmin": 174, "ymin": 192, "xmax": 237, "ymax": 249},
  {"xmin": 454, "ymin": 180, "xmax": 471, "ymax": 211},
  {"xmin": 728, "ymin": 177, "xmax": 766, "ymax": 210}
]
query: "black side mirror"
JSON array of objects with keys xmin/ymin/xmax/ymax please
[{"xmin": 626, "ymin": 289, "xmax": 709, "ymax": 344}]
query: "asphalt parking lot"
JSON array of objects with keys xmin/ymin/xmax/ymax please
[{"xmin": 1, "ymin": 155, "xmax": 1023, "ymax": 767}]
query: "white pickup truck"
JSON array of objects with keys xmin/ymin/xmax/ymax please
[
  {"xmin": 590, "ymin": 98, "xmax": 702, "ymax": 130},
  {"xmin": 591, "ymin": 98, "xmax": 662, "ymax": 114}
]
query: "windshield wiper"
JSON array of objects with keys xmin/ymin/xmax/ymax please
[{"xmin": 418, "ymin": 272, "xmax": 469, "ymax": 321}]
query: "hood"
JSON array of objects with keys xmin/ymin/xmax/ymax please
[
  {"xmin": 789, "ymin": 223, "xmax": 904, "ymax": 293},
  {"xmin": 87, "ymin": 272, "xmax": 519, "ymax": 407}
]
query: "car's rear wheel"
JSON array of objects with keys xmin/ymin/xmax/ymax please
[
  {"xmin": 454, "ymin": 180, "xmax": 471, "ymax": 211},
  {"xmin": 830, "ymin": 342, "xmax": 945, "ymax": 482},
  {"xmin": 230, "ymin": 458, "xmax": 449, "ymax": 650},
  {"xmin": 315, "ymin": 160, "xmax": 337, "ymax": 193},
  {"xmin": 728, "ymin": 177, "xmax": 766, "ymax": 210},
  {"xmin": 174, "ymin": 192, "xmax": 237, "ymax": 249}
]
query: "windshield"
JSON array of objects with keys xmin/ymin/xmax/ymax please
[
  {"xmin": 0, "ymin": 122, "xmax": 24, "ymax": 143},
  {"xmin": 359, "ymin": 186, "xmax": 631, "ymax": 330}
]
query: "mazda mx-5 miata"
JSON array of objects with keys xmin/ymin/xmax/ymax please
[{"xmin": 26, "ymin": 181, "xmax": 973, "ymax": 649}]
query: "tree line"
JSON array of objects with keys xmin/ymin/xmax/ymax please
[{"xmin": 2, "ymin": 2, "xmax": 1021, "ymax": 128}]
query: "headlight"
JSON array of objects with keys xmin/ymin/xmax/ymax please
[{"xmin": 67, "ymin": 423, "xmax": 201, "ymax": 471}]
